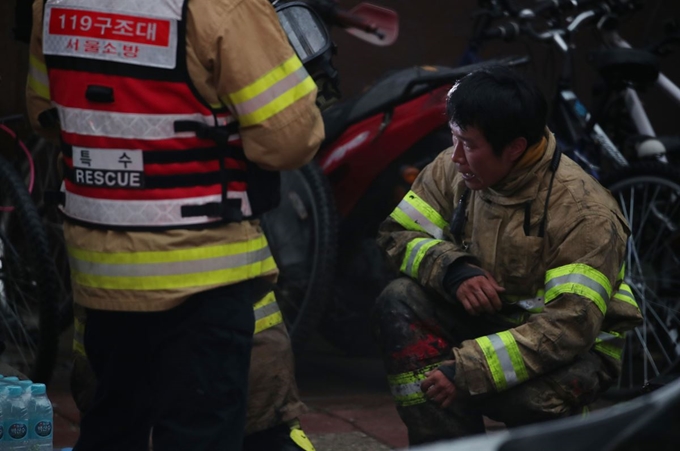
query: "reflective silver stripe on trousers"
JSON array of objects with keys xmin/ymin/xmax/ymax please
[
  {"xmin": 70, "ymin": 246, "xmax": 272, "ymax": 278},
  {"xmin": 403, "ymin": 239, "xmax": 431, "ymax": 275},
  {"xmin": 395, "ymin": 199, "xmax": 444, "ymax": 239},
  {"xmin": 55, "ymin": 103, "xmax": 237, "ymax": 141},
  {"xmin": 62, "ymin": 188, "xmax": 252, "ymax": 227},
  {"xmin": 545, "ymin": 273, "xmax": 610, "ymax": 303},
  {"xmin": 488, "ymin": 334, "xmax": 519, "ymax": 387},
  {"xmin": 390, "ymin": 380, "xmax": 422, "ymax": 398},
  {"xmin": 46, "ymin": 0, "xmax": 184, "ymax": 19},
  {"xmin": 254, "ymin": 300, "xmax": 280, "ymax": 322}
]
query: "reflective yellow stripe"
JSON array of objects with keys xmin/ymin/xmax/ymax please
[
  {"xmin": 497, "ymin": 330, "xmax": 529, "ymax": 382},
  {"xmin": 290, "ymin": 429, "xmax": 315, "ymax": 451},
  {"xmin": 28, "ymin": 55, "xmax": 51, "ymax": 100},
  {"xmin": 72, "ymin": 256, "xmax": 276, "ymax": 290},
  {"xmin": 387, "ymin": 364, "xmax": 439, "ymax": 406},
  {"xmin": 73, "ymin": 339, "xmax": 86, "ymax": 357},
  {"xmin": 618, "ymin": 264, "xmax": 625, "ymax": 281},
  {"xmin": 476, "ymin": 331, "xmax": 528, "ymax": 392},
  {"xmin": 73, "ymin": 316, "xmax": 86, "ymax": 356},
  {"xmin": 476, "ymin": 336, "xmax": 507, "ymax": 391},
  {"xmin": 237, "ymin": 76, "xmax": 315, "ymax": 127},
  {"xmin": 400, "ymin": 238, "xmax": 443, "ymax": 278},
  {"xmin": 228, "ymin": 55, "xmax": 303, "ymax": 104},
  {"xmin": 226, "ymin": 55, "xmax": 315, "ymax": 127},
  {"xmin": 254, "ymin": 292, "xmax": 283, "ymax": 334},
  {"xmin": 545, "ymin": 263, "xmax": 611, "ymax": 314},
  {"xmin": 613, "ymin": 283, "xmax": 639, "ymax": 311},
  {"xmin": 68, "ymin": 235, "xmax": 270, "ymax": 265},
  {"xmin": 389, "ymin": 191, "xmax": 448, "ymax": 239},
  {"xmin": 594, "ymin": 331, "xmax": 624, "ymax": 360}
]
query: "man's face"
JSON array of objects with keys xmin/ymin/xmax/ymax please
[{"xmin": 450, "ymin": 123, "xmax": 516, "ymax": 191}]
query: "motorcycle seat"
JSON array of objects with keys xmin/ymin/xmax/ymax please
[{"xmin": 322, "ymin": 58, "xmax": 529, "ymax": 146}]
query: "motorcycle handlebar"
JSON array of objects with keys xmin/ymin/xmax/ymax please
[{"xmin": 305, "ymin": 0, "xmax": 384, "ymax": 38}]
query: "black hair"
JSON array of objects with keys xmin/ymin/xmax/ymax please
[{"xmin": 446, "ymin": 66, "xmax": 547, "ymax": 156}]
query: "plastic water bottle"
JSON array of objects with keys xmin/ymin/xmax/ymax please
[
  {"xmin": 3, "ymin": 386, "xmax": 29, "ymax": 450},
  {"xmin": 27, "ymin": 384, "xmax": 52, "ymax": 451}
]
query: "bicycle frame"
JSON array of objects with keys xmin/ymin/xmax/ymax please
[
  {"xmin": 600, "ymin": 27, "xmax": 680, "ymax": 137},
  {"xmin": 549, "ymin": 28, "xmax": 631, "ymax": 176}
]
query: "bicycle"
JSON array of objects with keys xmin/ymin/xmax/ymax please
[
  {"xmin": 591, "ymin": 5, "xmax": 680, "ymax": 162},
  {"xmin": 0, "ymin": 114, "xmax": 60, "ymax": 384},
  {"xmin": 476, "ymin": 0, "xmax": 680, "ymax": 394}
]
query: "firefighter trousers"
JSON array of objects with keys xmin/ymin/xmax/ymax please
[
  {"xmin": 372, "ymin": 277, "xmax": 609, "ymax": 446},
  {"xmin": 71, "ymin": 285, "xmax": 307, "ymax": 450}
]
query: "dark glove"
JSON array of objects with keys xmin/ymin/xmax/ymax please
[
  {"xmin": 437, "ymin": 361, "xmax": 457, "ymax": 384},
  {"xmin": 443, "ymin": 259, "xmax": 485, "ymax": 299}
]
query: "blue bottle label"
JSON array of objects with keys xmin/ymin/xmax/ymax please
[
  {"xmin": 34, "ymin": 420, "xmax": 53, "ymax": 437},
  {"xmin": 9, "ymin": 422, "xmax": 27, "ymax": 440}
]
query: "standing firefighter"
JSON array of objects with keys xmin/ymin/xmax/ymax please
[
  {"xmin": 372, "ymin": 66, "xmax": 642, "ymax": 445},
  {"xmin": 26, "ymin": 0, "xmax": 324, "ymax": 449}
]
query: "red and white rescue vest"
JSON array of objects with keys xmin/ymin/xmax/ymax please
[{"xmin": 42, "ymin": 0, "xmax": 252, "ymax": 229}]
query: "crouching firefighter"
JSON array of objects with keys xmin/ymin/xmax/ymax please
[
  {"xmin": 26, "ymin": 0, "xmax": 324, "ymax": 449},
  {"xmin": 372, "ymin": 66, "xmax": 643, "ymax": 446}
]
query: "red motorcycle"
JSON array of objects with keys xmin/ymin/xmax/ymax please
[{"xmin": 264, "ymin": 0, "xmax": 527, "ymax": 354}]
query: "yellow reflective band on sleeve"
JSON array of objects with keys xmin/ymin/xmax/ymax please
[
  {"xmin": 618, "ymin": 264, "xmax": 625, "ymax": 282},
  {"xmin": 613, "ymin": 283, "xmax": 639, "ymax": 311},
  {"xmin": 226, "ymin": 55, "xmax": 315, "ymax": 127},
  {"xmin": 545, "ymin": 263, "xmax": 611, "ymax": 315},
  {"xmin": 253, "ymin": 291, "xmax": 283, "ymax": 334},
  {"xmin": 594, "ymin": 331, "xmax": 624, "ymax": 360},
  {"xmin": 387, "ymin": 364, "xmax": 439, "ymax": 406},
  {"xmin": 69, "ymin": 236, "xmax": 277, "ymax": 290},
  {"xmin": 389, "ymin": 191, "xmax": 448, "ymax": 239},
  {"xmin": 28, "ymin": 55, "xmax": 51, "ymax": 101},
  {"xmin": 400, "ymin": 238, "xmax": 444, "ymax": 278},
  {"xmin": 476, "ymin": 331, "xmax": 528, "ymax": 392}
]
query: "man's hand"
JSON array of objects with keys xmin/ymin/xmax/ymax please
[
  {"xmin": 421, "ymin": 369, "xmax": 457, "ymax": 408},
  {"xmin": 456, "ymin": 268, "xmax": 505, "ymax": 316}
]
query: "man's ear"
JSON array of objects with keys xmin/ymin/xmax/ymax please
[{"xmin": 505, "ymin": 136, "xmax": 528, "ymax": 163}]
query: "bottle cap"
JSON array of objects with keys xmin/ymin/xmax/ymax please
[
  {"xmin": 8, "ymin": 386, "xmax": 22, "ymax": 397},
  {"xmin": 30, "ymin": 384, "xmax": 47, "ymax": 395},
  {"xmin": 3, "ymin": 376, "xmax": 19, "ymax": 382}
]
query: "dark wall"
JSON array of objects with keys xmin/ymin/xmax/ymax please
[
  {"xmin": 2, "ymin": 0, "xmax": 678, "ymax": 133},
  {"xmin": 0, "ymin": 0, "xmax": 30, "ymax": 118}
]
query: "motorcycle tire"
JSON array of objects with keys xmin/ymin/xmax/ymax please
[
  {"xmin": 260, "ymin": 161, "xmax": 337, "ymax": 355},
  {"xmin": 601, "ymin": 161, "xmax": 680, "ymax": 397},
  {"xmin": 320, "ymin": 128, "xmax": 453, "ymax": 356}
]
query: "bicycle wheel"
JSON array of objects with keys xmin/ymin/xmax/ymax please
[
  {"xmin": 0, "ymin": 154, "xmax": 59, "ymax": 383},
  {"xmin": 260, "ymin": 161, "xmax": 337, "ymax": 354},
  {"xmin": 603, "ymin": 162, "xmax": 680, "ymax": 392}
]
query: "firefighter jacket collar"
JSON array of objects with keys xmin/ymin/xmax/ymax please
[{"xmin": 480, "ymin": 128, "xmax": 555, "ymax": 206}]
